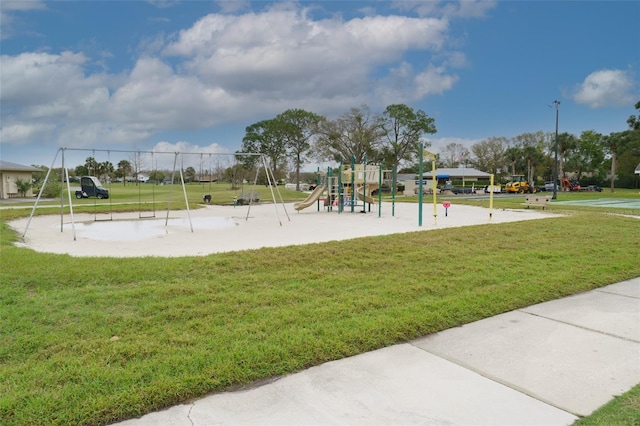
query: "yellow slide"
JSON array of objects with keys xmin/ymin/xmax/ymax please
[
  {"xmin": 293, "ymin": 185, "xmax": 326, "ymax": 211},
  {"xmin": 357, "ymin": 184, "xmax": 379, "ymax": 204}
]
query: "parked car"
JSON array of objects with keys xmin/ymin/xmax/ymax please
[
  {"xmin": 587, "ymin": 185, "xmax": 603, "ymax": 192},
  {"xmin": 544, "ymin": 181, "xmax": 558, "ymax": 192}
]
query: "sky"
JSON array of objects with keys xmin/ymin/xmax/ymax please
[{"xmin": 1, "ymin": 0, "xmax": 639, "ymax": 172}]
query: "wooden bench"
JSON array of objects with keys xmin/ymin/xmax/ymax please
[
  {"xmin": 236, "ymin": 192, "xmax": 260, "ymax": 205},
  {"xmin": 525, "ymin": 195, "xmax": 551, "ymax": 209}
]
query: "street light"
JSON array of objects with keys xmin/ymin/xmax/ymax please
[{"xmin": 552, "ymin": 100, "xmax": 560, "ymax": 200}]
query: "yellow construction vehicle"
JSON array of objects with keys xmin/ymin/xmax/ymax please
[{"xmin": 505, "ymin": 175, "xmax": 536, "ymax": 194}]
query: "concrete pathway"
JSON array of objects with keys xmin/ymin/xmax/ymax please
[{"xmin": 114, "ymin": 277, "xmax": 640, "ymax": 426}]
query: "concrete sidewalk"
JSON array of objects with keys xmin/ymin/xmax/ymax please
[{"xmin": 115, "ymin": 278, "xmax": 640, "ymax": 426}]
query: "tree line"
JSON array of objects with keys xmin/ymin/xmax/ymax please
[
  {"xmin": 30, "ymin": 101, "xmax": 640, "ymax": 196},
  {"xmin": 238, "ymin": 101, "xmax": 640, "ymax": 190}
]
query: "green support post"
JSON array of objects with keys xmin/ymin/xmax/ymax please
[
  {"xmin": 378, "ymin": 163, "xmax": 382, "ymax": 217},
  {"xmin": 418, "ymin": 143, "xmax": 424, "ymax": 226},
  {"xmin": 431, "ymin": 155, "xmax": 437, "ymax": 223},
  {"xmin": 392, "ymin": 164, "xmax": 397, "ymax": 217}
]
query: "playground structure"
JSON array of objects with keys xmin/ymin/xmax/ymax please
[
  {"xmin": 22, "ymin": 147, "xmax": 290, "ymax": 240},
  {"xmin": 293, "ymin": 144, "xmax": 497, "ymax": 227},
  {"xmin": 293, "ymin": 163, "xmax": 389, "ymax": 214},
  {"xmin": 293, "ymin": 184, "xmax": 326, "ymax": 211}
]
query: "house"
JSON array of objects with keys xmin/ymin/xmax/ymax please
[{"xmin": 0, "ymin": 160, "xmax": 43, "ymax": 199}]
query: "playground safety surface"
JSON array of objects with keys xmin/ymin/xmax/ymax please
[{"xmin": 9, "ymin": 202, "xmax": 557, "ymax": 257}]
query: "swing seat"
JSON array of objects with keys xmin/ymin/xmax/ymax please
[{"xmin": 203, "ymin": 194, "xmax": 211, "ymax": 203}]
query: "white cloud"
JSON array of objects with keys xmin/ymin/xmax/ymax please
[
  {"xmin": 431, "ymin": 136, "xmax": 482, "ymax": 153},
  {"xmin": 0, "ymin": 122, "xmax": 56, "ymax": 145},
  {"xmin": 572, "ymin": 69, "xmax": 637, "ymax": 108},
  {"xmin": 161, "ymin": 6, "xmax": 453, "ymax": 114},
  {"xmin": 2, "ymin": 3, "xmax": 468, "ymax": 152},
  {"xmin": 0, "ymin": 1, "xmax": 47, "ymax": 40},
  {"xmin": 0, "ymin": 52, "xmax": 93, "ymax": 105},
  {"xmin": 448, "ymin": 0, "xmax": 498, "ymax": 18},
  {"xmin": 142, "ymin": 141, "xmax": 233, "ymax": 170},
  {"xmin": 147, "ymin": 0, "xmax": 179, "ymax": 9},
  {"xmin": 373, "ymin": 62, "xmax": 459, "ymax": 102},
  {"xmin": 414, "ymin": 65, "xmax": 459, "ymax": 97},
  {"xmin": 391, "ymin": 0, "xmax": 497, "ymax": 19},
  {"xmin": 215, "ymin": 0, "xmax": 250, "ymax": 14}
]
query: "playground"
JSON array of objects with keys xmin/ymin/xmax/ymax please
[{"xmin": 9, "ymin": 201, "xmax": 555, "ymax": 257}]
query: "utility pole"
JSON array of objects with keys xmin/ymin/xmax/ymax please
[{"xmin": 552, "ymin": 100, "xmax": 560, "ymax": 200}]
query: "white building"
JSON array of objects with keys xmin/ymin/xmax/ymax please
[{"xmin": 0, "ymin": 160, "xmax": 42, "ymax": 199}]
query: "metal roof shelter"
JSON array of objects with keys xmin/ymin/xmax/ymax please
[
  {"xmin": 422, "ymin": 167, "xmax": 491, "ymax": 180},
  {"xmin": 0, "ymin": 160, "xmax": 43, "ymax": 172}
]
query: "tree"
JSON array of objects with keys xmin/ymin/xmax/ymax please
[
  {"xmin": 148, "ymin": 170, "xmax": 165, "ymax": 184},
  {"xmin": 117, "ymin": 160, "xmax": 132, "ymax": 186},
  {"xmin": 75, "ymin": 165, "xmax": 88, "ymax": 177},
  {"xmin": 314, "ymin": 105, "xmax": 383, "ymax": 164},
  {"xmin": 378, "ymin": 104, "xmax": 436, "ymax": 170},
  {"xmin": 184, "ymin": 166, "xmax": 197, "ymax": 183},
  {"xmin": 602, "ymin": 130, "xmax": 640, "ymax": 190},
  {"xmin": 224, "ymin": 162, "xmax": 248, "ymax": 190},
  {"xmin": 98, "ymin": 161, "xmax": 114, "ymax": 183},
  {"xmin": 439, "ymin": 143, "xmax": 470, "ymax": 168},
  {"xmin": 30, "ymin": 165, "xmax": 48, "ymax": 190},
  {"xmin": 521, "ymin": 144, "xmax": 546, "ymax": 185},
  {"xmin": 555, "ymin": 132, "xmax": 578, "ymax": 178},
  {"xmin": 130, "ymin": 153, "xmax": 144, "ymax": 185},
  {"xmin": 512, "ymin": 131, "xmax": 546, "ymax": 185},
  {"xmin": 601, "ymin": 101, "xmax": 640, "ymax": 191},
  {"xmin": 470, "ymin": 137, "xmax": 508, "ymax": 177},
  {"xmin": 276, "ymin": 109, "xmax": 324, "ymax": 190},
  {"xmin": 83, "ymin": 157, "xmax": 99, "ymax": 176},
  {"xmin": 504, "ymin": 146, "xmax": 522, "ymax": 177},
  {"xmin": 570, "ymin": 131, "xmax": 604, "ymax": 182},
  {"xmin": 240, "ymin": 119, "xmax": 288, "ymax": 181},
  {"xmin": 616, "ymin": 131, "xmax": 640, "ymax": 188},
  {"xmin": 626, "ymin": 100, "xmax": 640, "ymax": 131}
]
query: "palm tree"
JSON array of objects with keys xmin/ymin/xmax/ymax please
[{"xmin": 556, "ymin": 132, "xmax": 577, "ymax": 178}]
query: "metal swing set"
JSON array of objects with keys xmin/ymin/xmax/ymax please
[{"xmin": 22, "ymin": 147, "xmax": 290, "ymax": 241}]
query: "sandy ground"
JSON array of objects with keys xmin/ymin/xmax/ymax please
[{"xmin": 8, "ymin": 202, "xmax": 556, "ymax": 257}]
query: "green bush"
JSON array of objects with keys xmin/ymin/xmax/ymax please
[
  {"xmin": 38, "ymin": 180, "xmax": 62, "ymax": 198},
  {"xmin": 14, "ymin": 179, "xmax": 32, "ymax": 197}
]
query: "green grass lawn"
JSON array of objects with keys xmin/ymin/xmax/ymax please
[{"xmin": 1, "ymin": 187, "xmax": 639, "ymax": 425}]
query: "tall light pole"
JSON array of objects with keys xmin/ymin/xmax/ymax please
[{"xmin": 552, "ymin": 100, "xmax": 560, "ymax": 200}]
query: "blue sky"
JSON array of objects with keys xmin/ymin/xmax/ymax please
[{"xmin": 1, "ymin": 0, "xmax": 638, "ymax": 171}]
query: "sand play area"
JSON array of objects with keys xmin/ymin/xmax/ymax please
[{"xmin": 9, "ymin": 202, "xmax": 556, "ymax": 258}]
